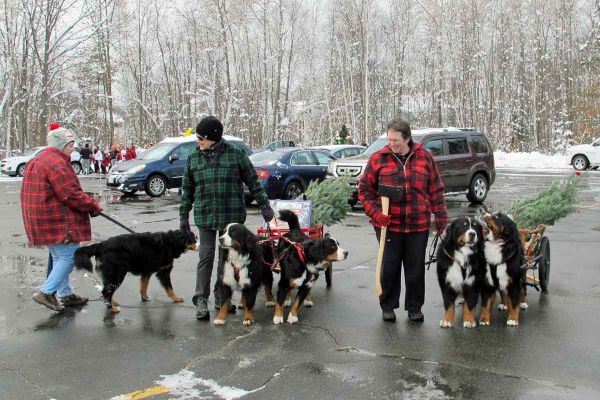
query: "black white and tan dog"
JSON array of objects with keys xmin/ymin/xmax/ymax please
[
  {"xmin": 74, "ymin": 230, "xmax": 198, "ymax": 313},
  {"xmin": 273, "ymin": 210, "xmax": 348, "ymax": 325},
  {"xmin": 216, "ymin": 223, "xmax": 266, "ymax": 325},
  {"xmin": 480, "ymin": 212, "xmax": 526, "ymax": 326},
  {"xmin": 436, "ymin": 216, "xmax": 486, "ymax": 328}
]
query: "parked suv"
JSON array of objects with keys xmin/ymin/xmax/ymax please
[
  {"xmin": 106, "ymin": 135, "xmax": 251, "ymax": 197},
  {"xmin": 327, "ymin": 128, "xmax": 495, "ymax": 205}
]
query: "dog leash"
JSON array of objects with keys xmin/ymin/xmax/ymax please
[
  {"xmin": 425, "ymin": 233, "xmax": 440, "ymax": 270},
  {"xmin": 99, "ymin": 212, "xmax": 135, "ymax": 233}
]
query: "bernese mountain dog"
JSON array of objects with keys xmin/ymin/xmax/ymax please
[
  {"xmin": 215, "ymin": 223, "xmax": 265, "ymax": 325},
  {"xmin": 480, "ymin": 212, "xmax": 526, "ymax": 326},
  {"xmin": 436, "ymin": 216, "xmax": 486, "ymax": 328},
  {"xmin": 74, "ymin": 230, "xmax": 198, "ymax": 313},
  {"xmin": 273, "ymin": 210, "xmax": 348, "ymax": 325}
]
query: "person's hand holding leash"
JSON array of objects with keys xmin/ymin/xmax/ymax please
[{"xmin": 179, "ymin": 217, "xmax": 195, "ymax": 242}]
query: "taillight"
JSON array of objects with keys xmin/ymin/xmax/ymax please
[{"xmin": 256, "ymin": 169, "xmax": 270, "ymax": 179}]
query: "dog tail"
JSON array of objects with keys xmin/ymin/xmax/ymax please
[
  {"xmin": 74, "ymin": 243, "xmax": 102, "ymax": 272},
  {"xmin": 277, "ymin": 209, "xmax": 301, "ymax": 231}
]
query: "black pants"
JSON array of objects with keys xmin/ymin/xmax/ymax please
[
  {"xmin": 192, "ymin": 230, "xmax": 225, "ymax": 306},
  {"xmin": 375, "ymin": 228, "xmax": 429, "ymax": 312}
]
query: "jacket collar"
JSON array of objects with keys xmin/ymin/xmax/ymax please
[
  {"xmin": 380, "ymin": 142, "xmax": 425, "ymax": 157},
  {"xmin": 45, "ymin": 146, "xmax": 71, "ymax": 161}
]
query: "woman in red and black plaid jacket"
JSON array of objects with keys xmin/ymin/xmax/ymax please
[
  {"xmin": 358, "ymin": 119, "xmax": 448, "ymax": 323},
  {"xmin": 21, "ymin": 124, "xmax": 103, "ymax": 312}
]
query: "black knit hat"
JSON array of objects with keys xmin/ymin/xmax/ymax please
[{"xmin": 196, "ymin": 116, "xmax": 223, "ymax": 142}]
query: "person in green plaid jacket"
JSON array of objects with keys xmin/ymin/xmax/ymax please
[{"xmin": 179, "ymin": 116, "xmax": 274, "ymax": 321}]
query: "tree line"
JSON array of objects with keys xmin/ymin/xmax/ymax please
[{"xmin": 1, "ymin": 0, "xmax": 599, "ymax": 153}]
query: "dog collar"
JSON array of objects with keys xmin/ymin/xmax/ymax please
[{"xmin": 443, "ymin": 248, "xmax": 466, "ymax": 270}]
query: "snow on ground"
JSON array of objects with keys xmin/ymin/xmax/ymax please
[{"xmin": 494, "ymin": 151, "xmax": 571, "ymax": 170}]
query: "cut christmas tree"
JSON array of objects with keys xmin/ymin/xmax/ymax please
[
  {"xmin": 304, "ymin": 176, "xmax": 353, "ymax": 227},
  {"xmin": 509, "ymin": 172, "xmax": 583, "ymax": 230}
]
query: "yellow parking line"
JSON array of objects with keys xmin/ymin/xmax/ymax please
[{"xmin": 111, "ymin": 385, "xmax": 170, "ymax": 399}]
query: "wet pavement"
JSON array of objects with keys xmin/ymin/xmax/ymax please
[{"xmin": 1, "ymin": 169, "xmax": 600, "ymax": 399}]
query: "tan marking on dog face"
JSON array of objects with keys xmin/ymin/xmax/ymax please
[{"xmin": 482, "ymin": 215, "xmax": 502, "ymax": 240}]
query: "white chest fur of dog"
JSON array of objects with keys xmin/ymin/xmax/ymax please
[
  {"xmin": 222, "ymin": 249, "xmax": 252, "ymax": 289},
  {"xmin": 445, "ymin": 247, "xmax": 475, "ymax": 293},
  {"xmin": 484, "ymin": 241, "xmax": 509, "ymax": 291}
]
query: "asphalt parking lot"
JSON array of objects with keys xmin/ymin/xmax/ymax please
[{"xmin": 1, "ymin": 169, "xmax": 600, "ymax": 399}]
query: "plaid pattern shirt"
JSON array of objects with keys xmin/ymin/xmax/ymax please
[
  {"xmin": 179, "ymin": 140, "xmax": 269, "ymax": 231},
  {"xmin": 21, "ymin": 147, "xmax": 100, "ymax": 246},
  {"xmin": 358, "ymin": 143, "xmax": 448, "ymax": 234}
]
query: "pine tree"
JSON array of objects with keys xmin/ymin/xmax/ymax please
[
  {"xmin": 509, "ymin": 173, "xmax": 583, "ymax": 230},
  {"xmin": 336, "ymin": 124, "xmax": 349, "ymax": 144},
  {"xmin": 304, "ymin": 176, "xmax": 353, "ymax": 227}
]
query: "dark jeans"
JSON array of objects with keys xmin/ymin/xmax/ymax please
[
  {"xmin": 375, "ymin": 228, "xmax": 429, "ymax": 312},
  {"xmin": 192, "ymin": 230, "xmax": 225, "ymax": 306}
]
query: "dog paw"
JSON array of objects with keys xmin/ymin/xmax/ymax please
[
  {"xmin": 273, "ymin": 316, "xmax": 284, "ymax": 325},
  {"xmin": 283, "ymin": 299, "xmax": 292, "ymax": 308},
  {"xmin": 141, "ymin": 295, "xmax": 150, "ymax": 302},
  {"xmin": 519, "ymin": 302, "xmax": 529, "ymax": 310},
  {"xmin": 171, "ymin": 296, "xmax": 184, "ymax": 303},
  {"xmin": 303, "ymin": 300, "xmax": 314, "ymax": 307},
  {"xmin": 463, "ymin": 320, "xmax": 477, "ymax": 328},
  {"xmin": 439, "ymin": 320, "xmax": 453, "ymax": 328},
  {"xmin": 242, "ymin": 319, "xmax": 254, "ymax": 326},
  {"xmin": 479, "ymin": 320, "xmax": 490, "ymax": 326},
  {"xmin": 497, "ymin": 304, "xmax": 508, "ymax": 311},
  {"xmin": 506, "ymin": 319, "xmax": 519, "ymax": 326},
  {"xmin": 265, "ymin": 301, "xmax": 275, "ymax": 307},
  {"xmin": 213, "ymin": 318, "xmax": 226, "ymax": 326},
  {"xmin": 287, "ymin": 315, "xmax": 299, "ymax": 324},
  {"xmin": 111, "ymin": 306, "xmax": 120, "ymax": 314}
]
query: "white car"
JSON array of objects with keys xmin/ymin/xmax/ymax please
[
  {"xmin": 566, "ymin": 138, "xmax": 600, "ymax": 170},
  {"xmin": 1, "ymin": 146, "xmax": 82, "ymax": 177}
]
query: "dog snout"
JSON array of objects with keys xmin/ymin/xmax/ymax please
[{"xmin": 468, "ymin": 231, "xmax": 476, "ymax": 242}]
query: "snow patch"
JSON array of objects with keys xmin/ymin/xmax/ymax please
[
  {"xmin": 156, "ymin": 368, "xmax": 264, "ymax": 399},
  {"xmin": 494, "ymin": 151, "xmax": 570, "ymax": 170}
]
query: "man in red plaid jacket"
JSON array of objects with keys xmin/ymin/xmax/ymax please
[
  {"xmin": 21, "ymin": 123, "xmax": 103, "ymax": 312},
  {"xmin": 358, "ymin": 119, "xmax": 448, "ymax": 323}
]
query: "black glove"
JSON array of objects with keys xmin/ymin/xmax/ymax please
[
  {"xmin": 89, "ymin": 208, "xmax": 102, "ymax": 218},
  {"xmin": 261, "ymin": 207, "xmax": 275, "ymax": 223},
  {"xmin": 180, "ymin": 218, "xmax": 191, "ymax": 232}
]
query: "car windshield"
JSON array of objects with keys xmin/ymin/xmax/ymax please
[
  {"xmin": 22, "ymin": 147, "xmax": 44, "ymax": 156},
  {"xmin": 250, "ymin": 151, "xmax": 284, "ymax": 165},
  {"xmin": 137, "ymin": 142, "xmax": 178, "ymax": 160}
]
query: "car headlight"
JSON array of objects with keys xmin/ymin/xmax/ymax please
[
  {"xmin": 124, "ymin": 164, "xmax": 146, "ymax": 175},
  {"xmin": 327, "ymin": 163, "xmax": 335, "ymax": 175}
]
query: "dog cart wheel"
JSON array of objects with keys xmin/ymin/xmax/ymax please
[{"xmin": 538, "ymin": 236, "xmax": 551, "ymax": 292}]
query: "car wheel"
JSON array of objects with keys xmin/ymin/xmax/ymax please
[
  {"xmin": 284, "ymin": 181, "xmax": 303, "ymax": 200},
  {"xmin": 466, "ymin": 173, "xmax": 488, "ymax": 204},
  {"xmin": 71, "ymin": 162, "xmax": 82, "ymax": 175},
  {"xmin": 572, "ymin": 155, "xmax": 589, "ymax": 171},
  {"xmin": 16, "ymin": 163, "xmax": 26, "ymax": 177},
  {"xmin": 538, "ymin": 236, "xmax": 551, "ymax": 292},
  {"xmin": 145, "ymin": 175, "xmax": 167, "ymax": 197}
]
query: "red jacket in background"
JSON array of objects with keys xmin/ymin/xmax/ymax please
[
  {"xmin": 358, "ymin": 142, "xmax": 448, "ymax": 234},
  {"xmin": 21, "ymin": 147, "xmax": 100, "ymax": 245},
  {"xmin": 126, "ymin": 148, "xmax": 136, "ymax": 160}
]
